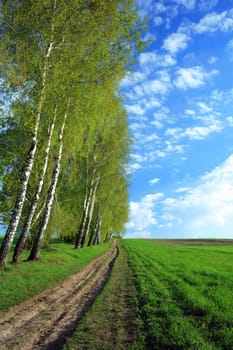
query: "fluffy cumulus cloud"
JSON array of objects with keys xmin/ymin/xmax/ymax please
[
  {"xmin": 193, "ymin": 9, "xmax": 233, "ymax": 34},
  {"xmin": 162, "ymin": 33, "xmax": 190, "ymax": 55},
  {"xmin": 174, "ymin": 66, "xmax": 217, "ymax": 89},
  {"xmin": 165, "ymin": 119, "xmax": 223, "ymax": 141},
  {"xmin": 139, "ymin": 52, "xmax": 176, "ymax": 68},
  {"xmin": 127, "ymin": 156, "xmax": 233, "ymax": 238},
  {"xmin": 161, "ymin": 155, "xmax": 233, "ymax": 237},
  {"xmin": 126, "ymin": 193, "xmax": 164, "ymax": 231},
  {"xmin": 125, "ymin": 104, "xmax": 144, "ymax": 116}
]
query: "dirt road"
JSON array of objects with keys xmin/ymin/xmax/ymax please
[{"xmin": 0, "ymin": 242, "xmax": 118, "ymax": 350}]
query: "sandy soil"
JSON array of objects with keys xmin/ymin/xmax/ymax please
[{"xmin": 0, "ymin": 242, "xmax": 118, "ymax": 350}]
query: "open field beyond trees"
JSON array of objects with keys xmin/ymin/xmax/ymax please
[
  {"xmin": 123, "ymin": 239, "xmax": 233, "ymax": 349},
  {"xmin": 0, "ymin": 238, "xmax": 233, "ymax": 349}
]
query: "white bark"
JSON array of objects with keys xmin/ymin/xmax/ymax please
[
  {"xmin": 87, "ymin": 212, "xmax": 99, "ymax": 246},
  {"xmin": 75, "ymin": 168, "xmax": 97, "ymax": 248},
  {"xmin": 0, "ymin": 0, "xmax": 57, "ymax": 267},
  {"xmin": 28, "ymin": 106, "xmax": 67, "ymax": 260},
  {"xmin": 13, "ymin": 109, "xmax": 57, "ymax": 262},
  {"xmin": 81, "ymin": 176, "xmax": 100, "ymax": 247},
  {"xmin": 94, "ymin": 217, "xmax": 102, "ymax": 245}
]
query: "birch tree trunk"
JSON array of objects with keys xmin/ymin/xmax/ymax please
[
  {"xmin": 12, "ymin": 109, "xmax": 57, "ymax": 263},
  {"xmin": 74, "ymin": 169, "xmax": 96, "ymax": 249},
  {"xmin": 94, "ymin": 217, "xmax": 102, "ymax": 245},
  {"xmin": 104, "ymin": 232, "xmax": 112, "ymax": 243},
  {"xmin": 80, "ymin": 176, "xmax": 100, "ymax": 247},
  {"xmin": 28, "ymin": 107, "xmax": 67, "ymax": 261},
  {"xmin": 87, "ymin": 211, "xmax": 100, "ymax": 247},
  {"xmin": 0, "ymin": 0, "xmax": 57, "ymax": 268}
]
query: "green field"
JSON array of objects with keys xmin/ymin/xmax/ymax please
[
  {"xmin": 123, "ymin": 239, "xmax": 233, "ymax": 349},
  {"xmin": 1, "ymin": 238, "xmax": 233, "ymax": 349}
]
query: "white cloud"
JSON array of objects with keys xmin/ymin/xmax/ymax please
[
  {"xmin": 143, "ymin": 78, "xmax": 170, "ymax": 95},
  {"xmin": 143, "ymin": 97, "xmax": 162, "ymax": 109},
  {"xmin": 139, "ymin": 52, "xmax": 158, "ymax": 65},
  {"xmin": 165, "ymin": 127, "xmax": 182, "ymax": 140},
  {"xmin": 174, "ymin": 66, "xmax": 217, "ymax": 89},
  {"xmin": 227, "ymin": 39, "xmax": 233, "ymax": 61},
  {"xmin": 193, "ymin": 10, "xmax": 233, "ymax": 34},
  {"xmin": 211, "ymin": 89, "xmax": 223, "ymax": 101},
  {"xmin": 198, "ymin": 102, "xmax": 212, "ymax": 113},
  {"xmin": 166, "ymin": 120, "xmax": 223, "ymax": 141},
  {"xmin": 154, "ymin": 2, "xmax": 167, "ymax": 13},
  {"xmin": 174, "ymin": 0, "xmax": 196, "ymax": 9},
  {"xmin": 162, "ymin": 55, "xmax": 177, "ymax": 67},
  {"xmin": 136, "ymin": 0, "xmax": 154, "ymax": 18},
  {"xmin": 186, "ymin": 124, "xmax": 222, "ymax": 139},
  {"xmin": 226, "ymin": 116, "xmax": 233, "ymax": 126},
  {"xmin": 121, "ymin": 71, "xmax": 147, "ymax": 87},
  {"xmin": 185, "ymin": 109, "xmax": 196, "ymax": 116},
  {"xmin": 210, "ymin": 88, "xmax": 233, "ymax": 105},
  {"xmin": 154, "ymin": 16, "xmax": 163, "ymax": 26},
  {"xmin": 162, "ymin": 155, "xmax": 233, "ymax": 237},
  {"xmin": 149, "ymin": 177, "xmax": 160, "ymax": 185},
  {"xmin": 175, "ymin": 187, "xmax": 192, "ymax": 193},
  {"xmin": 145, "ymin": 140, "xmax": 185, "ymax": 162},
  {"xmin": 208, "ymin": 56, "xmax": 218, "ymax": 64},
  {"xmin": 125, "ymin": 230, "xmax": 152, "ymax": 238},
  {"xmin": 127, "ymin": 193, "xmax": 164, "ymax": 230},
  {"xmin": 143, "ymin": 133, "xmax": 160, "ymax": 142},
  {"xmin": 131, "ymin": 153, "xmax": 146, "ymax": 163},
  {"xmin": 151, "ymin": 120, "xmax": 164, "ymax": 129},
  {"xmin": 139, "ymin": 52, "xmax": 176, "ymax": 67},
  {"xmin": 127, "ymin": 162, "xmax": 142, "ymax": 174},
  {"xmin": 163, "ymin": 33, "xmax": 190, "ymax": 55},
  {"xmin": 198, "ymin": 0, "xmax": 218, "ymax": 11},
  {"xmin": 129, "ymin": 122, "xmax": 146, "ymax": 132},
  {"xmin": 125, "ymin": 104, "xmax": 144, "ymax": 116}
]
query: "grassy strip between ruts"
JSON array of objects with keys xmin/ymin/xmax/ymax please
[
  {"xmin": 123, "ymin": 239, "xmax": 233, "ymax": 350},
  {"xmin": 63, "ymin": 241, "xmax": 145, "ymax": 350},
  {"xmin": 0, "ymin": 238, "xmax": 111, "ymax": 315}
]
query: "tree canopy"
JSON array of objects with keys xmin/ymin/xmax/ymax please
[{"xmin": 0, "ymin": 0, "xmax": 145, "ymax": 267}]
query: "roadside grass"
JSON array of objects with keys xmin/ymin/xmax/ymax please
[
  {"xmin": 123, "ymin": 239, "xmax": 233, "ymax": 350},
  {"xmin": 63, "ymin": 241, "xmax": 145, "ymax": 350},
  {"xmin": 0, "ymin": 239, "xmax": 111, "ymax": 315}
]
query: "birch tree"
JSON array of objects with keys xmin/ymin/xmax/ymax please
[
  {"xmin": 28, "ymin": 104, "xmax": 68, "ymax": 261},
  {"xmin": 0, "ymin": 0, "xmax": 59, "ymax": 267},
  {"xmin": 0, "ymin": 0, "xmax": 145, "ymax": 264},
  {"xmin": 12, "ymin": 107, "xmax": 57, "ymax": 263}
]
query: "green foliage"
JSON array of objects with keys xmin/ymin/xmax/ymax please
[
  {"xmin": 0, "ymin": 0, "xmax": 145, "ymax": 263},
  {"xmin": 123, "ymin": 239, "xmax": 233, "ymax": 349}
]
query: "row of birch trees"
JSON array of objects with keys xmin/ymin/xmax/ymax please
[{"xmin": 0, "ymin": 0, "xmax": 145, "ymax": 267}]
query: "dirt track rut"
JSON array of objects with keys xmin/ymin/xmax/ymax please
[{"xmin": 0, "ymin": 242, "xmax": 118, "ymax": 350}]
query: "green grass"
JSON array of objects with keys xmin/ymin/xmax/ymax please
[
  {"xmin": 122, "ymin": 239, "xmax": 233, "ymax": 350},
  {"xmin": 0, "ymin": 239, "xmax": 111, "ymax": 315}
]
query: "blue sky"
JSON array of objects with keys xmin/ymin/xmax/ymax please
[{"xmin": 122, "ymin": 0, "xmax": 233, "ymax": 239}]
